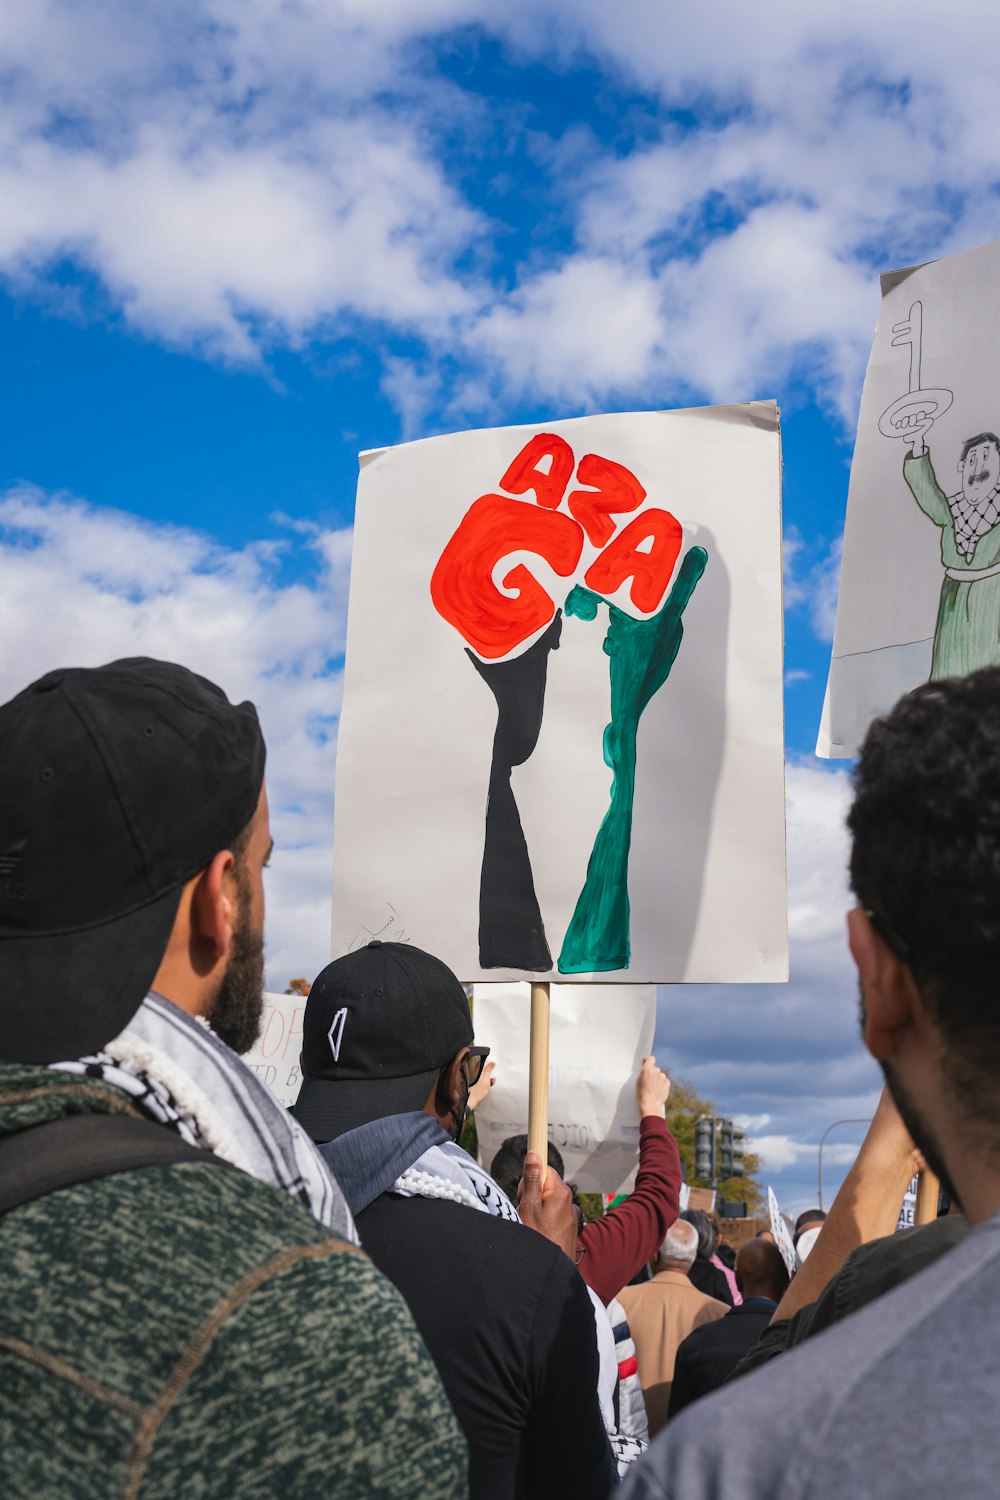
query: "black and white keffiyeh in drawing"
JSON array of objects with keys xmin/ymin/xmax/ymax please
[{"xmin": 50, "ymin": 990, "xmax": 357, "ymax": 1244}]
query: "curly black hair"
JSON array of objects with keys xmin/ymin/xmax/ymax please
[{"xmin": 849, "ymin": 667, "xmax": 1000, "ymax": 1119}]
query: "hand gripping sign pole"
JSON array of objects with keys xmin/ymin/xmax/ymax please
[{"xmin": 527, "ymin": 982, "xmax": 550, "ymax": 1175}]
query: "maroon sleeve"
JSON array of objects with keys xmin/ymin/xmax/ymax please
[{"xmin": 578, "ymin": 1115, "xmax": 682, "ymax": 1305}]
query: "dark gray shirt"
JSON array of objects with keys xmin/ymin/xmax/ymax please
[{"xmin": 618, "ymin": 1208, "xmax": 1000, "ymax": 1499}]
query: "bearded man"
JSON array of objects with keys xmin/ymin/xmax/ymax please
[
  {"xmin": 0, "ymin": 658, "xmax": 466, "ymax": 1498},
  {"xmin": 904, "ymin": 428, "xmax": 1000, "ymax": 678}
]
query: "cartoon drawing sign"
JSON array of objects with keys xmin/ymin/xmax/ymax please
[
  {"xmin": 820, "ymin": 237, "xmax": 1000, "ymax": 756},
  {"xmin": 332, "ymin": 404, "xmax": 786, "ymax": 985}
]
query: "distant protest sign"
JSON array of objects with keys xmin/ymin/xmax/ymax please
[
  {"xmin": 820, "ymin": 236, "xmax": 1000, "ymax": 756},
  {"xmin": 897, "ymin": 1173, "xmax": 919, "ymax": 1232},
  {"xmin": 242, "ymin": 992, "xmax": 305, "ymax": 1108},
  {"xmin": 679, "ymin": 1183, "xmax": 717, "ymax": 1213},
  {"xmin": 472, "ymin": 982, "xmax": 655, "ymax": 1194},
  {"xmin": 332, "ymin": 404, "xmax": 787, "ymax": 985},
  {"xmin": 768, "ymin": 1186, "xmax": 797, "ymax": 1277}
]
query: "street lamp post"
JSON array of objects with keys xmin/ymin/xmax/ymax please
[{"xmin": 817, "ymin": 1118, "xmax": 872, "ymax": 1210}]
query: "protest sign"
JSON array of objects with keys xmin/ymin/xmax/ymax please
[
  {"xmin": 685, "ymin": 1185, "xmax": 717, "ymax": 1213},
  {"xmin": 820, "ymin": 236, "xmax": 1000, "ymax": 756},
  {"xmin": 242, "ymin": 992, "xmax": 305, "ymax": 1108},
  {"xmin": 472, "ymin": 982, "xmax": 655, "ymax": 1194},
  {"xmin": 768, "ymin": 1185, "xmax": 797, "ymax": 1277},
  {"xmin": 896, "ymin": 1172, "xmax": 919, "ymax": 1232},
  {"xmin": 332, "ymin": 404, "xmax": 786, "ymax": 984}
]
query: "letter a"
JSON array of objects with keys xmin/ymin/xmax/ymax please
[
  {"xmin": 499, "ymin": 433, "xmax": 575, "ymax": 510},
  {"xmin": 584, "ymin": 508, "xmax": 683, "ymax": 613}
]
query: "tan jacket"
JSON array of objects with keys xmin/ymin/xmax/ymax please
[{"xmin": 618, "ymin": 1268, "xmax": 729, "ymax": 1434}]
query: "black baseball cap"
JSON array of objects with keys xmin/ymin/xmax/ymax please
[
  {"xmin": 0, "ymin": 657, "xmax": 265, "ymax": 1062},
  {"xmin": 291, "ymin": 941, "xmax": 474, "ymax": 1143}
]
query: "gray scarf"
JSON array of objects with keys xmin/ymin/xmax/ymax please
[
  {"xmin": 50, "ymin": 991, "xmax": 357, "ymax": 1244},
  {"xmin": 321, "ymin": 1110, "xmax": 520, "ymax": 1222}
]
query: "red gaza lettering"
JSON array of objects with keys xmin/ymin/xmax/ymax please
[
  {"xmin": 567, "ymin": 454, "xmax": 646, "ymax": 547},
  {"xmin": 584, "ymin": 508, "xmax": 683, "ymax": 613},
  {"xmin": 431, "ymin": 493, "xmax": 585, "ymax": 659},
  {"xmin": 499, "ymin": 433, "xmax": 575, "ymax": 510}
]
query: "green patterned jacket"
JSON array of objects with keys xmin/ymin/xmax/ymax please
[{"xmin": 0, "ymin": 1063, "xmax": 468, "ymax": 1499}]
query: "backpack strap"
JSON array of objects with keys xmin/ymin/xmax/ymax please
[{"xmin": 0, "ymin": 1112, "xmax": 236, "ymax": 1217}]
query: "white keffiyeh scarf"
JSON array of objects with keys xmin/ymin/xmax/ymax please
[
  {"xmin": 50, "ymin": 991, "xmax": 357, "ymax": 1244},
  {"xmin": 393, "ymin": 1141, "xmax": 521, "ymax": 1221}
]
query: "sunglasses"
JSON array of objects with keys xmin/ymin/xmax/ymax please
[{"xmin": 461, "ymin": 1046, "xmax": 491, "ymax": 1087}]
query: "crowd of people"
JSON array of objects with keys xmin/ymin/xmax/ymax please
[{"xmin": 3, "ymin": 654, "xmax": 1000, "ymax": 1497}]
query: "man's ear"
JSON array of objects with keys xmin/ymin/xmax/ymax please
[
  {"xmin": 440, "ymin": 1049, "xmax": 468, "ymax": 1112},
  {"xmin": 188, "ymin": 848, "xmax": 238, "ymax": 971},
  {"xmin": 847, "ymin": 907, "xmax": 915, "ymax": 1062}
]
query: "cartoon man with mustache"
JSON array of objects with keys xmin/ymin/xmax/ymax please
[{"xmin": 902, "ymin": 427, "xmax": 1000, "ymax": 678}]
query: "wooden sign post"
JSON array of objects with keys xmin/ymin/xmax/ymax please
[
  {"xmin": 915, "ymin": 1169, "xmax": 940, "ymax": 1225},
  {"xmin": 527, "ymin": 981, "xmax": 551, "ymax": 1174}
]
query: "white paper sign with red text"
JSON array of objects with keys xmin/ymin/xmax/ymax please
[
  {"xmin": 332, "ymin": 404, "xmax": 786, "ymax": 984},
  {"xmin": 242, "ymin": 992, "xmax": 306, "ymax": 1108}
]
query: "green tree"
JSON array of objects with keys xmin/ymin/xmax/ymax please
[{"xmin": 667, "ymin": 1076, "xmax": 763, "ymax": 1214}]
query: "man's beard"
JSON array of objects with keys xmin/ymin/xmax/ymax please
[
  {"xmin": 859, "ymin": 982, "xmax": 960, "ymax": 1207},
  {"xmin": 209, "ymin": 877, "xmax": 265, "ymax": 1055},
  {"xmin": 880, "ymin": 1059, "xmax": 960, "ymax": 1210}
]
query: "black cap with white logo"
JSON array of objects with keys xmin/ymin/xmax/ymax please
[{"xmin": 290, "ymin": 940, "xmax": 473, "ymax": 1143}]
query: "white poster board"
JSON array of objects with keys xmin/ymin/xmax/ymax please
[
  {"xmin": 768, "ymin": 1185, "xmax": 798, "ymax": 1277},
  {"xmin": 472, "ymin": 982, "xmax": 655, "ymax": 1194},
  {"xmin": 332, "ymin": 404, "xmax": 787, "ymax": 984},
  {"xmin": 896, "ymin": 1172, "xmax": 919, "ymax": 1233},
  {"xmin": 821, "ymin": 237, "xmax": 1000, "ymax": 756},
  {"xmin": 242, "ymin": 992, "xmax": 306, "ymax": 1107}
]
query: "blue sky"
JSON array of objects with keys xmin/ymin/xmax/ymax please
[{"xmin": 3, "ymin": 0, "xmax": 997, "ymax": 1213}]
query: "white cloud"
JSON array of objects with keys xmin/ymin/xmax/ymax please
[
  {"xmin": 784, "ymin": 533, "xmax": 846, "ymax": 644},
  {"xmin": 380, "ymin": 357, "xmax": 444, "ymax": 443},
  {"xmin": 472, "ymin": 257, "xmax": 665, "ymax": 407},
  {"xmin": 654, "ymin": 754, "xmax": 881, "ymax": 1215},
  {"xmin": 482, "ymin": 4, "xmax": 1000, "ymax": 418},
  {"xmin": 753, "ymin": 1133, "xmax": 860, "ymax": 1174},
  {"xmin": 0, "ymin": 1, "xmax": 482, "ymax": 361},
  {"xmin": 809, "ymin": 538, "xmax": 844, "ymax": 643},
  {"xmin": 786, "ymin": 757, "xmax": 852, "ymax": 943},
  {"xmin": 782, "ymin": 529, "xmax": 807, "ymax": 611},
  {"xmin": 2, "ymin": 1, "xmax": 999, "ymax": 423}
]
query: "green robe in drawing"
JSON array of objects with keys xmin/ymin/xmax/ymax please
[{"xmin": 903, "ymin": 447, "xmax": 1000, "ymax": 679}]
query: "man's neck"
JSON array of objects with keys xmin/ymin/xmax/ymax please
[{"xmin": 948, "ymin": 1160, "xmax": 1000, "ymax": 1227}]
